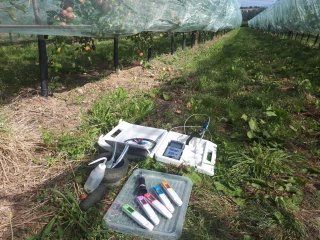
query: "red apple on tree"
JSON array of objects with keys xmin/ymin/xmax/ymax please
[
  {"xmin": 66, "ymin": 7, "xmax": 73, "ymax": 13},
  {"xmin": 67, "ymin": 12, "xmax": 74, "ymax": 20},
  {"xmin": 61, "ymin": 9, "xmax": 68, "ymax": 17}
]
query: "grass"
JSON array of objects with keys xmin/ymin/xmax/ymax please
[{"xmin": 1, "ymin": 28, "xmax": 320, "ymax": 239}]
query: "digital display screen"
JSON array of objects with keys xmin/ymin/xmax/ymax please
[
  {"xmin": 169, "ymin": 141, "xmax": 183, "ymax": 149},
  {"xmin": 141, "ymin": 199, "xmax": 147, "ymax": 204},
  {"xmin": 163, "ymin": 141, "xmax": 184, "ymax": 160},
  {"xmin": 127, "ymin": 207, "xmax": 134, "ymax": 213}
]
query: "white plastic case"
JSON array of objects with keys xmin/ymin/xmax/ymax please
[{"xmin": 98, "ymin": 120, "xmax": 217, "ymax": 176}]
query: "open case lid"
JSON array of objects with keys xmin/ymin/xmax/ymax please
[
  {"xmin": 97, "ymin": 120, "xmax": 217, "ymax": 176},
  {"xmin": 98, "ymin": 120, "xmax": 168, "ymax": 157}
]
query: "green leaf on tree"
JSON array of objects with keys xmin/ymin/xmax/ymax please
[
  {"xmin": 10, "ymin": 2, "xmax": 27, "ymax": 13},
  {"xmin": 4, "ymin": 7, "xmax": 17, "ymax": 21}
]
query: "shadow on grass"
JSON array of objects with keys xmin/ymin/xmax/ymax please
[{"xmin": 0, "ymin": 33, "xmax": 193, "ymax": 102}]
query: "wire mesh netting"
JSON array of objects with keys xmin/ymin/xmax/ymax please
[
  {"xmin": 248, "ymin": 0, "xmax": 320, "ymax": 34},
  {"xmin": 0, "ymin": 0, "xmax": 242, "ymax": 38}
]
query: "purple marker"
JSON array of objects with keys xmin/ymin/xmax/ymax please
[{"xmin": 137, "ymin": 196, "xmax": 160, "ymax": 225}]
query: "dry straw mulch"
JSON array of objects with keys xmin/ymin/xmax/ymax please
[{"xmin": 0, "ymin": 97, "xmax": 80, "ymax": 239}]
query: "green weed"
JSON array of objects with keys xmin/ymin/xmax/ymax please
[
  {"xmin": 42, "ymin": 129, "xmax": 55, "ymax": 146},
  {"xmin": 84, "ymin": 87, "xmax": 154, "ymax": 133},
  {"xmin": 0, "ymin": 114, "xmax": 11, "ymax": 134},
  {"xmin": 29, "ymin": 188, "xmax": 109, "ymax": 240},
  {"xmin": 238, "ymin": 200, "xmax": 306, "ymax": 239},
  {"xmin": 45, "ymin": 156, "xmax": 55, "ymax": 167}
]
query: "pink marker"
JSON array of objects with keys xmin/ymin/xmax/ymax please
[{"xmin": 144, "ymin": 192, "xmax": 172, "ymax": 219}]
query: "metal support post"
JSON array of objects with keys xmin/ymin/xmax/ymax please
[
  {"xmin": 191, "ymin": 32, "xmax": 195, "ymax": 48},
  {"xmin": 9, "ymin": 33, "xmax": 13, "ymax": 45},
  {"xmin": 182, "ymin": 33, "xmax": 186, "ymax": 51},
  {"xmin": 171, "ymin": 33, "xmax": 174, "ymax": 55},
  {"xmin": 32, "ymin": 0, "xmax": 48, "ymax": 97},
  {"xmin": 114, "ymin": 38, "xmax": 119, "ymax": 72},
  {"xmin": 38, "ymin": 35, "xmax": 48, "ymax": 97},
  {"xmin": 314, "ymin": 34, "xmax": 319, "ymax": 46},
  {"xmin": 306, "ymin": 33, "xmax": 310, "ymax": 43},
  {"xmin": 147, "ymin": 47, "xmax": 152, "ymax": 62}
]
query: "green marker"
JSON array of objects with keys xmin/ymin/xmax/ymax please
[{"xmin": 122, "ymin": 204, "xmax": 154, "ymax": 231}]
